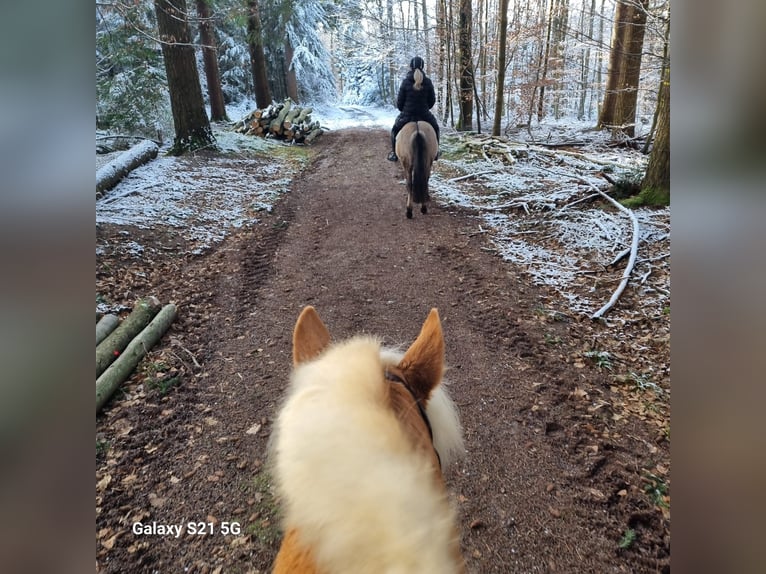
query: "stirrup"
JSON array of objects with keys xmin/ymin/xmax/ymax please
[{"xmin": 387, "ymin": 152, "xmax": 398, "ymax": 162}]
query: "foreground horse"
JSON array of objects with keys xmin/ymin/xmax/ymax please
[
  {"xmin": 271, "ymin": 306, "xmax": 465, "ymax": 574},
  {"xmin": 395, "ymin": 121, "xmax": 439, "ymax": 219}
]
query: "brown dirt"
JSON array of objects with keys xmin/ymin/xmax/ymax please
[{"xmin": 96, "ymin": 128, "xmax": 670, "ymax": 573}]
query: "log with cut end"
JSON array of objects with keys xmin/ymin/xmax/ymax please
[
  {"xmin": 96, "ymin": 314, "xmax": 120, "ymax": 346},
  {"xmin": 97, "ymin": 140, "xmax": 159, "ymax": 197},
  {"xmin": 235, "ymin": 100, "xmax": 322, "ymax": 144},
  {"xmin": 96, "ymin": 296, "xmax": 162, "ymax": 377},
  {"xmin": 304, "ymin": 127, "xmax": 322, "ymax": 144},
  {"xmin": 96, "ymin": 303, "xmax": 178, "ymax": 413}
]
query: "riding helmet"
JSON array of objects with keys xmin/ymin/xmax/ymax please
[{"xmin": 410, "ymin": 56, "xmax": 424, "ymax": 71}]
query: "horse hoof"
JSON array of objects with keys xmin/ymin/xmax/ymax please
[
  {"xmin": 421, "ymin": 205, "xmax": 428, "ymax": 214},
  {"xmin": 406, "ymin": 208, "xmax": 413, "ymax": 219}
]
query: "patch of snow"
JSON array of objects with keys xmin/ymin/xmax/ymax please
[
  {"xmin": 311, "ymin": 103, "xmax": 397, "ymax": 130},
  {"xmin": 431, "ymin": 128, "xmax": 669, "ymax": 319},
  {"xmin": 125, "ymin": 241, "xmax": 144, "ymax": 256},
  {"xmin": 96, "ymin": 140, "xmax": 159, "ymax": 186},
  {"xmin": 96, "ymin": 126, "xmax": 300, "ymax": 255}
]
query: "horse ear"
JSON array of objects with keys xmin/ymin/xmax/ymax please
[
  {"xmin": 293, "ymin": 306, "xmax": 331, "ymax": 366},
  {"xmin": 398, "ymin": 308, "xmax": 445, "ymax": 402}
]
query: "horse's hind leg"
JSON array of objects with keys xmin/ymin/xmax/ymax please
[{"xmin": 406, "ymin": 191, "xmax": 413, "ymax": 219}]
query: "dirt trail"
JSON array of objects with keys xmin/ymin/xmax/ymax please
[{"xmin": 96, "ymin": 129, "xmax": 669, "ymax": 573}]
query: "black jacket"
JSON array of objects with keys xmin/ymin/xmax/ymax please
[{"xmin": 396, "ymin": 70, "xmax": 436, "ymax": 121}]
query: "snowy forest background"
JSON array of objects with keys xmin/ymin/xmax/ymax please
[{"xmin": 96, "ymin": 0, "xmax": 670, "ymax": 144}]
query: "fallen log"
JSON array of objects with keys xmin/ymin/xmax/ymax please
[
  {"xmin": 96, "ymin": 303, "xmax": 177, "ymax": 413},
  {"xmin": 96, "ymin": 314, "xmax": 120, "ymax": 346},
  {"xmin": 96, "ymin": 140, "xmax": 159, "ymax": 198},
  {"xmin": 96, "ymin": 296, "xmax": 162, "ymax": 377},
  {"xmin": 270, "ymin": 100, "xmax": 292, "ymax": 134},
  {"xmin": 304, "ymin": 127, "xmax": 322, "ymax": 144},
  {"xmin": 294, "ymin": 107, "xmax": 312, "ymax": 124}
]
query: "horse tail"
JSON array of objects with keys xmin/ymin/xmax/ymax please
[
  {"xmin": 412, "ymin": 129, "xmax": 429, "ymax": 204},
  {"xmin": 413, "ymin": 68, "xmax": 424, "ymax": 91}
]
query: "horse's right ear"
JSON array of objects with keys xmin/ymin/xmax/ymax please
[
  {"xmin": 397, "ymin": 308, "xmax": 445, "ymax": 402},
  {"xmin": 293, "ymin": 306, "xmax": 331, "ymax": 366}
]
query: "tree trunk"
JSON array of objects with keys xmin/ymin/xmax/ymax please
[
  {"xmin": 284, "ymin": 40, "xmax": 299, "ymax": 103},
  {"xmin": 597, "ymin": 0, "xmax": 648, "ymax": 137},
  {"xmin": 154, "ymin": 0, "xmax": 215, "ymax": 154},
  {"xmin": 598, "ymin": 0, "xmax": 625, "ymax": 130},
  {"xmin": 641, "ymin": 44, "xmax": 669, "ymax": 195},
  {"xmin": 96, "ymin": 297, "xmax": 162, "ymax": 377},
  {"xmin": 578, "ymin": 0, "xmax": 596, "ymax": 120},
  {"xmin": 643, "ymin": 16, "xmax": 669, "ymax": 154},
  {"xmin": 196, "ymin": 0, "xmax": 228, "ymax": 122},
  {"xmin": 551, "ymin": 0, "xmax": 569, "ymax": 119},
  {"xmin": 457, "ymin": 0, "xmax": 474, "ymax": 130},
  {"xmin": 492, "ymin": 0, "xmax": 510, "ymax": 136},
  {"xmin": 247, "ymin": 0, "xmax": 272, "ymax": 108},
  {"xmin": 421, "ymin": 0, "xmax": 431, "ymax": 70},
  {"xmin": 613, "ymin": 0, "xmax": 647, "ymax": 137},
  {"xmin": 96, "ymin": 140, "xmax": 159, "ymax": 197},
  {"xmin": 96, "ymin": 314, "xmax": 120, "ymax": 346},
  {"xmin": 537, "ymin": 0, "xmax": 553, "ymax": 121},
  {"xmin": 96, "ymin": 304, "xmax": 177, "ymax": 413}
]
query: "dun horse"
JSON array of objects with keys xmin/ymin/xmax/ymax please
[
  {"xmin": 395, "ymin": 121, "xmax": 439, "ymax": 219},
  {"xmin": 271, "ymin": 306, "xmax": 465, "ymax": 574}
]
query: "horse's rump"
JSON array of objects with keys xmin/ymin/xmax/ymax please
[{"xmin": 396, "ymin": 121, "xmax": 438, "ymax": 206}]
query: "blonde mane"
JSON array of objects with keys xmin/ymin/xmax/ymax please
[{"xmin": 272, "ymin": 336, "xmax": 464, "ymax": 574}]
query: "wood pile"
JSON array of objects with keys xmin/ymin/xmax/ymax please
[
  {"xmin": 234, "ymin": 99, "xmax": 323, "ymax": 144},
  {"xmin": 96, "ymin": 296, "xmax": 177, "ymax": 413}
]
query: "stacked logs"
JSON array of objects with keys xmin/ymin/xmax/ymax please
[
  {"xmin": 234, "ymin": 99, "xmax": 323, "ymax": 144},
  {"xmin": 96, "ymin": 296, "xmax": 177, "ymax": 413}
]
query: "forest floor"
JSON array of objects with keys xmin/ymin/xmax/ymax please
[{"xmin": 96, "ymin": 127, "xmax": 670, "ymax": 573}]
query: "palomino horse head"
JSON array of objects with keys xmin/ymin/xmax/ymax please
[
  {"xmin": 271, "ymin": 306, "xmax": 465, "ymax": 574},
  {"xmin": 395, "ymin": 121, "xmax": 439, "ymax": 219}
]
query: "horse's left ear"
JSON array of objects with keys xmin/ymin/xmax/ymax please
[
  {"xmin": 398, "ymin": 308, "xmax": 445, "ymax": 402},
  {"xmin": 293, "ymin": 306, "xmax": 331, "ymax": 366}
]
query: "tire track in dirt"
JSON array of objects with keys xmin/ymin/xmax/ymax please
[{"xmin": 218, "ymin": 129, "xmax": 668, "ymax": 572}]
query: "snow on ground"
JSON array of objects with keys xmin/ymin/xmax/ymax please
[
  {"xmin": 97, "ymin": 104, "xmax": 669, "ymax": 319},
  {"xmin": 311, "ymin": 103, "xmax": 397, "ymax": 130},
  {"xmin": 96, "ymin": 104, "xmax": 396, "ymax": 258},
  {"xmin": 431, "ymin": 129, "xmax": 669, "ymax": 319},
  {"xmin": 227, "ymin": 98, "xmax": 397, "ymax": 131},
  {"xmin": 96, "ymin": 127, "xmax": 301, "ymax": 255}
]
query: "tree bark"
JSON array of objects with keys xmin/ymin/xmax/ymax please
[
  {"xmin": 96, "ymin": 297, "xmax": 162, "ymax": 377},
  {"xmin": 247, "ymin": 0, "xmax": 272, "ymax": 108},
  {"xmin": 284, "ymin": 40, "xmax": 299, "ymax": 103},
  {"xmin": 96, "ymin": 314, "xmax": 120, "ymax": 346},
  {"xmin": 195, "ymin": 0, "xmax": 228, "ymax": 121},
  {"xmin": 154, "ymin": 0, "xmax": 215, "ymax": 154},
  {"xmin": 492, "ymin": 0, "xmax": 509, "ymax": 136},
  {"xmin": 641, "ymin": 41, "xmax": 669, "ymax": 194},
  {"xmin": 96, "ymin": 140, "xmax": 158, "ymax": 197},
  {"xmin": 597, "ymin": 0, "xmax": 648, "ymax": 137},
  {"xmin": 537, "ymin": 0, "xmax": 554, "ymax": 121},
  {"xmin": 643, "ymin": 16, "xmax": 669, "ymax": 154},
  {"xmin": 96, "ymin": 304, "xmax": 178, "ymax": 413},
  {"xmin": 457, "ymin": 0, "xmax": 474, "ymax": 130}
]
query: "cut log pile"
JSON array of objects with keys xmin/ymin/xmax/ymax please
[
  {"xmin": 96, "ymin": 296, "xmax": 177, "ymax": 413},
  {"xmin": 234, "ymin": 99, "xmax": 323, "ymax": 144}
]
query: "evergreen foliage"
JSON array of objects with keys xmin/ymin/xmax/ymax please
[{"xmin": 96, "ymin": 4, "xmax": 171, "ymax": 138}]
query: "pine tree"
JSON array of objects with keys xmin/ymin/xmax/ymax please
[{"xmin": 154, "ymin": 0, "xmax": 215, "ymax": 154}]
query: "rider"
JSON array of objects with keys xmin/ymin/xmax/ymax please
[{"xmin": 387, "ymin": 56, "xmax": 440, "ymax": 162}]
